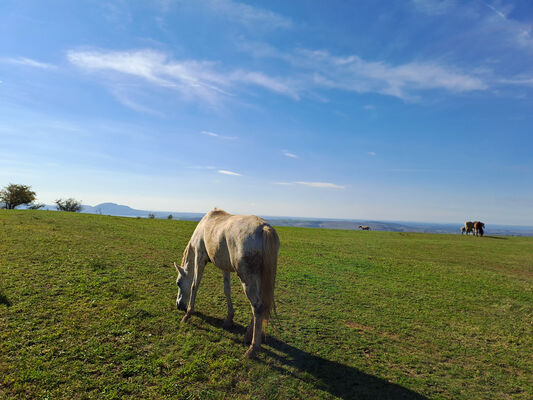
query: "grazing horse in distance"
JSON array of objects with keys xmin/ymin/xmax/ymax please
[
  {"xmin": 464, "ymin": 221, "xmax": 474, "ymax": 235},
  {"xmin": 174, "ymin": 208, "xmax": 280, "ymax": 358},
  {"xmin": 359, "ymin": 225, "xmax": 371, "ymax": 231},
  {"xmin": 474, "ymin": 221, "xmax": 485, "ymax": 237},
  {"xmin": 461, "ymin": 226, "xmax": 466, "ymax": 235}
]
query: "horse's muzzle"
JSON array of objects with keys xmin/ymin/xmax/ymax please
[{"xmin": 176, "ymin": 302, "xmax": 187, "ymax": 311}]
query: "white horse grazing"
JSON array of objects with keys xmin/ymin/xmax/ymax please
[{"xmin": 174, "ymin": 208, "xmax": 280, "ymax": 358}]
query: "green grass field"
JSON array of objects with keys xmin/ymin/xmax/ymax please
[{"xmin": 1, "ymin": 210, "xmax": 532, "ymax": 399}]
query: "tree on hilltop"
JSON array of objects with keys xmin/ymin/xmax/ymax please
[
  {"xmin": 0, "ymin": 184, "xmax": 36, "ymax": 209},
  {"xmin": 55, "ymin": 198, "xmax": 82, "ymax": 212}
]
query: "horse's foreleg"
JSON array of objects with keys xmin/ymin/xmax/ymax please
[
  {"xmin": 222, "ymin": 271, "xmax": 234, "ymax": 328},
  {"xmin": 181, "ymin": 257, "xmax": 206, "ymax": 323}
]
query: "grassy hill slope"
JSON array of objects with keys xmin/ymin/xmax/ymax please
[{"xmin": 1, "ymin": 211, "xmax": 531, "ymax": 399}]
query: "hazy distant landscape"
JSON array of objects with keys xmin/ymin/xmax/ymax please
[{"xmin": 32, "ymin": 202, "xmax": 533, "ymax": 236}]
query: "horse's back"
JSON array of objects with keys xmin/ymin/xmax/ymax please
[{"xmin": 200, "ymin": 209, "xmax": 271, "ymax": 272}]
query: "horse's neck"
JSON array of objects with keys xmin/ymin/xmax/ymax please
[{"xmin": 182, "ymin": 243, "xmax": 196, "ymax": 274}]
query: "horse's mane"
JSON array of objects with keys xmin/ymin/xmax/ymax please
[{"xmin": 181, "ymin": 242, "xmax": 192, "ymax": 267}]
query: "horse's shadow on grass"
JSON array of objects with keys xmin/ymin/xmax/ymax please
[
  {"xmin": 194, "ymin": 312, "xmax": 428, "ymax": 400},
  {"xmin": 484, "ymin": 236, "xmax": 508, "ymax": 240}
]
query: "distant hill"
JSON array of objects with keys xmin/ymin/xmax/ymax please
[
  {"xmin": 82, "ymin": 202, "xmax": 205, "ymax": 220},
  {"xmin": 25, "ymin": 202, "xmax": 533, "ymax": 236}
]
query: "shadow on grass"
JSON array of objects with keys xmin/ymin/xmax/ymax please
[
  {"xmin": 0, "ymin": 291, "xmax": 11, "ymax": 306},
  {"xmin": 194, "ymin": 312, "xmax": 427, "ymax": 400},
  {"xmin": 483, "ymin": 236, "xmax": 508, "ymax": 240}
]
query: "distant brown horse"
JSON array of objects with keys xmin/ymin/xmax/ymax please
[
  {"xmin": 464, "ymin": 221, "xmax": 474, "ymax": 235},
  {"xmin": 473, "ymin": 221, "xmax": 485, "ymax": 237},
  {"xmin": 461, "ymin": 226, "xmax": 466, "ymax": 235},
  {"xmin": 358, "ymin": 225, "xmax": 370, "ymax": 231}
]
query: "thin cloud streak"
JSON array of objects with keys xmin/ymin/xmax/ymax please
[
  {"xmin": 201, "ymin": 130, "xmax": 238, "ymax": 140},
  {"xmin": 276, "ymin": 181, "xmax": 345, "ymax": 189},
  {"xmin": 282, "ymin": 150, "xmax": 298, "ymax": 158},
  {"xmin": 500, "ymin": 77, "xmax": 533, "ymax": 87},
  {"xmin": 218, "ymin": 169, "xmax": 242, "ymax": 176},
  {"xmin": 1, "ymin": 57, "xmax": 55, "ymax": 69},
  {"xmin": 111, "ymin": 89, "xmax": 165, "ymax": 116}
]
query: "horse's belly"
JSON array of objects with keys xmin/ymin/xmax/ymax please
[{"xmin": 207, "ymin": 248, "xmax": 234, "ymax": 272}]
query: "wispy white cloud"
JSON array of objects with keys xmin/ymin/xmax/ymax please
[
  {"xmin": 276, "ymin": 181, "xmax": 345, "ymax": 189},
  {"xmin": 242, "ymin": 45, "xmax": 488, "ymax": 100},
  {"xmin": 282, "ymin": 150, "xmax": 298, "ymax": 158},
  {"xmin": 363, "ymin": 104, "xmax": 375, "ymax": 110},
  {"xmin": 368, "ymin": 151, "xmax": 376, "ymax": 156},
  {"xmin": 67, "ymin": 49, "xmax": 297, "ymax": 106},
  {"xmin": 231, "ymin": 70, "xmax": 299, "ymax": 99},
  {"xmin": 301, "ymin": 49, "xmax": 487, "ymax": 100},
  {"xmin": 111, "ymin": 88, "xmax": 165, "ymax": 116},
  {"xmin": 1, "ymin": 57, "xmax": 55, "ymax": 69},
  {"xmin": 500, "ymin": 77, "xmax": 533, "ymax": 87},
  {"xmin": 412, "ymin": 1, "xmax": 533, "ymax": 52},
  {"xmin": 480, "ymin": 2, "xmax": 533, "ymax": 51},
  {"xmin": 203, "ymin": 0, "xmax": 292, "ymax": 29},
  {"xmin": 482, "ymin": 1, "xmax": 506, "ymax": 19},
  {"xmin": 201, "ymin": 130, "xmax": 237, "ymax": 140},
  {"xmin": 218, "ymin": 169, "xmax": 241, "ymax": 176}
]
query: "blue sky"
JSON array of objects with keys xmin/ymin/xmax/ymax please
[{"xmin": 1, "ymin": 0, "xmax": 532, "ymax": 224}]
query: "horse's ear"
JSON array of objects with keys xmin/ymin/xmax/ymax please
[{"xmin": 174, "ymin": 262, "xmax": 185, "ymax": 275}]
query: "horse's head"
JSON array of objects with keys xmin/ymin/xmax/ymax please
[{"xmin": 174, "ymin": 262, "xmax": 191, "ymax": 311}]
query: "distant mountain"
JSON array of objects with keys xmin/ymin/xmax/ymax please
[
  {"xmin": 82, "ymin": 202, "xmax": 205, "ymax": 220},
  {"xmin": 83, "ymin": 202, "xmax": 145, "ymax": 216},
  {"xmin": 20, "ymin": 202, "xmax": 533, "ymax": 236}
]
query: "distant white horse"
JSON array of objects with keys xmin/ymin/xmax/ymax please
[{"xmin": 174, "ymin": 208, "xmax": 280, "ymax": 358}]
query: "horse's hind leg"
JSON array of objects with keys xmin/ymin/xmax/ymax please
[
  {"xmin": 222, "ymin": 271, "xmax": 234, "ymax": 329},
  {"xmin": 241, "ymin": 278, "xmax": 264, "ymax": 358},
  {"xmin": 244, "ymin": 316, "xmax": 253, "ymax": 344}
]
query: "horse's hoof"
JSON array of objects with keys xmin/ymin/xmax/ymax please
[{"xmin": 244, "ymin": 346, "xmax": 258, "ymax": 358}]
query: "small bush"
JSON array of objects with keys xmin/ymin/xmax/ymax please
[{"xmin": 55, "ymin": 198, "xmax": 82, "ymax": 212}]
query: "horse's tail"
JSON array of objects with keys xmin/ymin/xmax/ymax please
[{"xmin": 261, "ymin": 224, "xmax": 280, "ymax": 324}]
